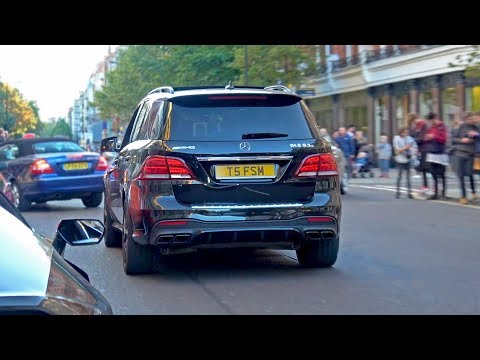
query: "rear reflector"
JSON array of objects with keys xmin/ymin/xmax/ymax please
[
  {"xmin": 158, "ymin": 220, "xmax": 188, "ymax": 226},
  {"xmin": 307, "ymin": 216, "xmax": 334, "ymax": 223}
]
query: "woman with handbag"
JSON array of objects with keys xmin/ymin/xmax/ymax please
[{"xmin": 393, "ymin": 127, "xmax": 418, "ymax": 199}]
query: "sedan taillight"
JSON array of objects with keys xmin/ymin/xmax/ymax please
[
  {"xmin": 31, "ymin": 159, "xmax": 54, "ymax": 175},
  {"xmin": 95, "ymin": 156, "xmax": 109, "ymax": 171}
]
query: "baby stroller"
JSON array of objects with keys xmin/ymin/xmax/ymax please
[{"xmin": 352, "ymin": 144, "xmax": 375, "ymax": 178}]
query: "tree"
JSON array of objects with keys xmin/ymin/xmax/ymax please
[
  {"xmin": 50, "ymin": 118, "xmax": 72, "ymax": 138},
  {"xmin": 0, "ymin": 82, "xmax": 39, "ymax": 137},
  {"xmin": 94, "ymin": 45, "xmax": 240, "ymax": 128},
  {"xmin": 94, "ymin": 45, "xmax": 315, "ymax": 129},
  {"xmin": 449, "ymin": 45, "xmax": 480, "ymax": 78},
  {"xmin": 233, "ymin": 45, "xmax": 316, "ymax": 88}
]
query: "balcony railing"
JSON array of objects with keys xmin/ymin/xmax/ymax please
[
  {"xmin": 330, "ymin": 53, "xmax": 361, "ymax": 71},
  {"xmin": 315, "ymin": 45, "xmax": 443, "ymax": 77},
  {"xmin": 365, "ymin": 45, "xmax": 441, "ymax": 63}
]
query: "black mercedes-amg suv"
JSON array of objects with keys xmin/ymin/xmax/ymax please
[{"xmin": 102, "ymin": 84, "xmax": 342, "ymax": 275}]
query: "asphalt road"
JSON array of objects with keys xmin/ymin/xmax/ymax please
[{"xmin": 23, "ymin": 188, "xmax": 480, "ymax": 315}]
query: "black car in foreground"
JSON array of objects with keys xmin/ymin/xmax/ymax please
[
  {"xmin": 102, "ymin": 84, "xmax": 342, "ymax": 275},
  {"xmin": 0, "ymin": 192, "xmax": 113, "ymax": 315}
]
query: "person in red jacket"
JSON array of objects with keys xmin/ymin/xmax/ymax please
[{"xmin": 423, "ymin": 112, "xmax": 449, "ymax": 199}]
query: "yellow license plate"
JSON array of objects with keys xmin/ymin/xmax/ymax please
[
  {"xmin": 63, "ymin": 162, "xmax": 89, "ymax": 171},
  {"xmin": 215, "ymin": 164, "xmax": 275, "ymax": 179}
]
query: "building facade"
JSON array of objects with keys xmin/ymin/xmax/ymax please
[
  {"xmin": 302, "ymin": 45, "xmax": 479, "ymax": 144},
  {"xmin": 69, "ymin": 46, "xmax": 127, "ymax": 147}
]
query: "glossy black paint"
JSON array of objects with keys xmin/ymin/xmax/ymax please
[{"xmin": 104, "ymin": 88, "xmax": 341, "ymax": 253}]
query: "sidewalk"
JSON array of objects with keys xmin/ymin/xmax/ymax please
[{"xmin": 348, "ymin": 168, "xmax": 480, "ymax": 206}]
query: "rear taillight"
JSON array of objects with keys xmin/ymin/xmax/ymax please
[
  {"xmin": 295, "ymin": 153, "xmax": 338, "ymax": 178},
  {"xmin": 96, "ymin": 156, "xmax": 109, "ymax": 171},
  {"xmin": 31, "ymin": 159, "xmax": 54, "ymax": 175},
  {"xmin": 136, "ymin": 156, "xmax": 195, "ymax": 180}
]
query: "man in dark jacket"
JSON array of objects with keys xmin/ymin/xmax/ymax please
[
  {"xmin": 335, "ymin": 127, "xmax": 355, "ymax": 178},
  {"xmin": 452, "ymin": 112, "xmax": 480, "ymax": 204}
]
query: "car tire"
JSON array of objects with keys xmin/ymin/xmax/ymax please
[
  {"xmin": 82, "ymin": 192, "xmax": 103, "ymax": 208},
  {"xmin": 104, "ymin": 206, "xmax": 122, "ymax": 248},
  {"xmin": 122, "ymin": 205, "xmax": 154, "ymax": 275},
  {"xmin": 296, "ymin": 236, "xmax": 339, "ymax": 268},
  {"xmin": 11, "ymin": 182, "xmax": 31, "ymax": 212}
]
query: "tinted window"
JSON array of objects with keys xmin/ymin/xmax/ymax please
[
  {"xmin": 165, "ymin": 95, "xmax": 313, "ymax": 141},
  {"xmin": 32, "ymin": 141, "xmax": 84, "ymax": 154},
  {"xmin": 130, "ymin": 101, "xmax": 150, "ymax": 142},
  {"xmin": 139, "ymin": 100, "xmax": 163, "ymax": 140}
]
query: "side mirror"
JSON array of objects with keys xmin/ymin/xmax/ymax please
[
  {"xmin": 100, "ymin": 136, "xmax": 118, "ymax": 153},
  {"xmin": 0, "ymin": 162, "xmax": 7, "ymax": 171},
  {"xmin": 52, "ymin": 219, "xmax": 105, "ymax": 256}
]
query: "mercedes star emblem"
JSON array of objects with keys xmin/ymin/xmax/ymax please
[{"xmin": 239, "ymin": 142, "xmax": 251, "ymax": 151}]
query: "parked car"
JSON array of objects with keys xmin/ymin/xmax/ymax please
[
  {"xmin": 0, "ymin": 137, "xmax": 108, "ymax": 211},
  {"xmin": 0, "ymin": 191, "xmax": 113, "ymax": 315},
  {"xmin": 320, "ymin": 134, "xmax": 348, "ymax": 195},
  {"xmin": 102, "ymin": 84, "xmax": 342, "ymax": 275}
]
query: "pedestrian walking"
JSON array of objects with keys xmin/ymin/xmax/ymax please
[
  {"xmin": 448, "ymin": 118, "xmax": 463, "ymax": 174},
  {"xmin": 353, "ymin": 130, "xmax": 368, "ymax": 157},
  {"xmin": 423, "ymin": 112, "xmax": 449, "ymax": 200},
  {"xmin": 452, "ymin": 112, "xmax": 480, "ymax": 204},
  {"xmin": 411, "ymin": 113, "xmax": 431, "ymax": 194},
  {"xmin": 393, "ymin": 127, "xmax": 417, "ymax": 199},
  {"xmin": 376, "ymin": 134, "xmax": 392, "ymax": 178},
  {"xmin": 336, "ymin": 127, "xmax": 355, "ymax": 178}
]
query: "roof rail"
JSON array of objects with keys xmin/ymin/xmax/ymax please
[
  {"xmin": 148, "ymin": 86, "xmax": 175, "ymax": 96},
  {"xmin": 264, "ymin": 85, "xmax": 294, "ymax": 93}
]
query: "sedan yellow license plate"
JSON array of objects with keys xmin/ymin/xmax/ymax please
[
  {"xmin": 215, "ymin": 164, "xmax": 275, "ymax": 179},
  {"xmin": 63, "ymin": 162, "xmax": 89, "ymax": 171}
]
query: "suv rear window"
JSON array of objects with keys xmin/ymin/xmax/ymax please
[{"xmin": 166, "ymin": 94, "xmax": 313, "ymax": 141}]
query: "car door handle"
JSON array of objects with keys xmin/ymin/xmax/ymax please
[{"xmin": 124, "ymin": 156, "xmax": 131, "ymax": 162}]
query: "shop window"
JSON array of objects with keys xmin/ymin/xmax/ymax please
[
  {"xmin": 419, "ymin": 91, "xmax": 433, "ymax": 118},
  {"xmin": 466, "ymin": 86, "xmax": 480, "ymax": 112},
  {"xmin": 441, "ymin": 87, "xmax": 459, "ymax": 128},
  {"xmin": 315, "ymin": 110, "xmax": 334, "ymax": 131},
  {"xmin": 345, "ymin": 106, "xmax": 368, "ymax": 134}
]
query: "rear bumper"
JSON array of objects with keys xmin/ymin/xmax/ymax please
[
  {"xmin": 134, "ymin": 216, "xmax": 339, "ymax": 250},
  {"xmin": 22, "ymin": 173, "xmax": 105, "ymax": 200}
]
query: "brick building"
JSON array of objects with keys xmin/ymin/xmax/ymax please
[{"xmin": 302, "ymin": 45, "xmax": 480, "ymax": 144}]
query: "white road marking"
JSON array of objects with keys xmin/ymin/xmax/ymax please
[{"xmin": 350, "ymin": 184, "xmax": 480, "ymax": 210}]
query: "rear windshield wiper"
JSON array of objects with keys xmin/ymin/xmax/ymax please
[{"xmin": 242, "ymin": 132, "xmax": 288, "ymax": 139}]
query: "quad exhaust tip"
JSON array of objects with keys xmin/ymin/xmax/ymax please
[
  {"xmin": 156, "ymin": 234, "xmax": 192, "ymax": 245},
  {"xmin": 305, "ymin": 230, "xmax": 336, "ymax": 241}
]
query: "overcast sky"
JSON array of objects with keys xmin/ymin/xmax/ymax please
[{"xmin": 0, "ymin": 45, "xmax": 117, "ymax": 121}]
